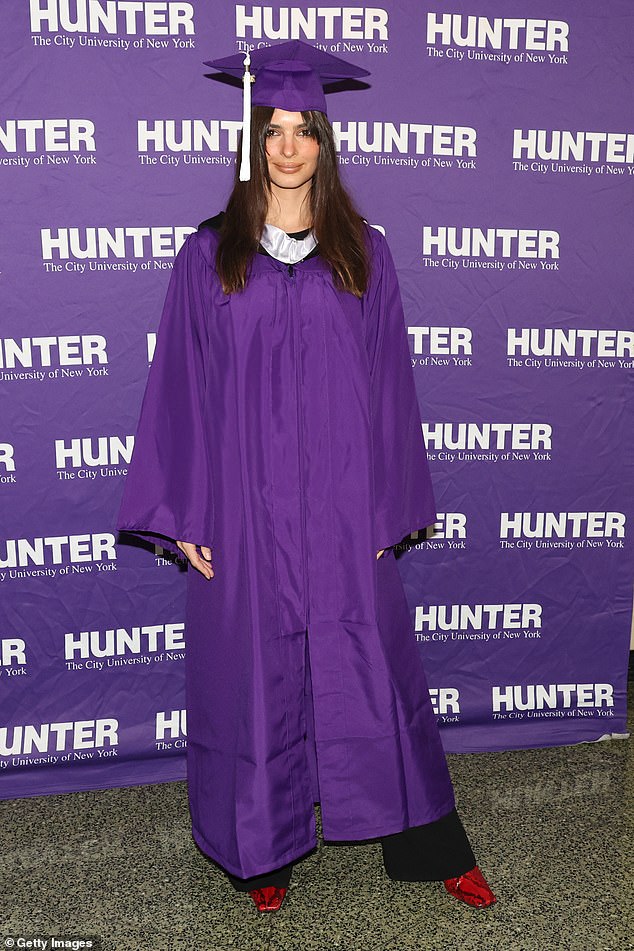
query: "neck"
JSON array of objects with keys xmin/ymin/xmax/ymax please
[{"xmin": 266, "ymin": 182, "xmax": 313, "ymax": 232}]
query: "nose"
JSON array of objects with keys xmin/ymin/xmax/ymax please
[{"xmin": 280, "ymin": 132, "xmax": 297, "ymax": 158}]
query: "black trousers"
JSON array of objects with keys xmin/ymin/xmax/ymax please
[{"xmin": 226, "ymin": 807, "xmax": 476, "ymax": 892}]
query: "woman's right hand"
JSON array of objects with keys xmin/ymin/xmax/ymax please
[{"xmin": 176, "ymin": 542, "xmax": 214, "ymax": 579}]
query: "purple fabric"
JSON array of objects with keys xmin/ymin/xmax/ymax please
[{"xmin": 116, "ymin": 225, "xmax": 453, "ymax": 875}]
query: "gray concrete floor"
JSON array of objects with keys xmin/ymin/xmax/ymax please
[{"xmin": 2, "ymin": 682, "xmax": 632, "ymax": 951}]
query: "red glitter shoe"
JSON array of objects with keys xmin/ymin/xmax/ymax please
[
  {"xmin": 249, "ymin": 885, "xmax": 288, "ymax": 912},
  {"xmin": 444, "ymin": 866, "xmax": 497, "ymax": 908}
]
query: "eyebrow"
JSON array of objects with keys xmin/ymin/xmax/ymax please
[{"xmin": 267, "ymin": 122, "xmax": 309, "ymax": 130}]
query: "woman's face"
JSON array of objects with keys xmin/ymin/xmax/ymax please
[{"xmin": 265, "ymin": 109, "xmax": 320, "ymax": 192}]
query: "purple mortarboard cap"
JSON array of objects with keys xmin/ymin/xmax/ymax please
[
  {"xmin": 204, "ymin": 40, "xmax": 370, "ymax": 180},
  {"xmin": 205, "ymin": 39, "xmax": 369, "ymax": 113}
]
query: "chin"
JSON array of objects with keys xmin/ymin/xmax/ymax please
[{"xmin": 270, "ymin": 175, "xmax": 313, "ymax": 190}]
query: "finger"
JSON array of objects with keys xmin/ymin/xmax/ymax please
[
  {"xmin": 200, "ymin": 546, "xmax": 213, "ymax": 561},
  {"xmin": 192, "ymin": 551, "xmax": 214, "ymax": 578},
  {"xmin": 176, "ymin": 542, "xmax": 214, "ymax": 579},
  {"xmin": 376, "ymin": 549, "xmax": 385, "ymax": 559}
]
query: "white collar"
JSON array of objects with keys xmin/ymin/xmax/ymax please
[{"xmin": 260, "ymin": 223, "xmax": 317, "ymax": 265}]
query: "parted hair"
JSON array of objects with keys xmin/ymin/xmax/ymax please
[{"xmin": 215, "ymin": 106, "xmax": 369, "ymax": 296}]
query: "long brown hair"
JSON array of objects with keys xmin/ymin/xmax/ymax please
[{"xmin": 216, "ymin": 106, "xmax": 369, "ymax": 296}]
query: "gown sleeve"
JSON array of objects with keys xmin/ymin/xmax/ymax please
[
  {"xmin": 115, "ymin": 231, "xmax": 213, "ymax": 556},
  {"xmin": 362, "ymin": 227, "xmax": 437, "ymax": 551}
]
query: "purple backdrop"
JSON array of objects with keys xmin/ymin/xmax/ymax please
[{"xmin": 1, "ymin": 0, "xmax": 632, "ymax": 798}]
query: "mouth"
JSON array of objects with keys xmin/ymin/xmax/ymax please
[{"xmin": 274, "ymin": 164, "xmax": 303, "ymax": 173}]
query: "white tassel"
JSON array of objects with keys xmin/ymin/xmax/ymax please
[{"xmin": 239, "ymin": 51, "xmax": 252, "ymax": 182}]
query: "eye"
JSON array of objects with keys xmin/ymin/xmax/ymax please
[
  {"xmin": 265, "ymin": 128, "xmax": 279, "ymax": 137},
  {"xmin": 298, "ymin": 128, "xmax": 315, "ymax": 137}
]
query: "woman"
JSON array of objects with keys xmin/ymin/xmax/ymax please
[{"xmin": 116, "ymin": 40, "xmax": 496, "ymax": 913}]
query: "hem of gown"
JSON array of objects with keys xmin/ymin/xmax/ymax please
[
  {"xmin": 190, "ymin": 825, "xmax": 318, "ymax": 879},
  {"xmin": 377, "ymin": 511, "xmax": 437, "ymax": 552},
  {"xmin": 320, "ymin": 796, "xmax": 457, "ymax": 843},
  {"xmin": 117, "ymin": 523, "xmax": 212, "ymax": 556},
  {"xmin": 116, "ymin": 522, "xmax": 178, "ymax": 547}
]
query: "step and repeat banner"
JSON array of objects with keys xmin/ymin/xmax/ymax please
[{"xmin": 1, "ymin": 1, "xmax": 632, "ymax": 798}]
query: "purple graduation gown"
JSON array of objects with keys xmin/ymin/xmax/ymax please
[{"xmin": 116, "ymin": 222, "xmax": 456, "ymax": 878}]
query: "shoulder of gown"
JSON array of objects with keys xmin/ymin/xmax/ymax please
[
  {"xmin": 197, "ymin": 210, "xmax": 225, "ymax": 232},
  {"xmin": 188, "ymin": 211, "xmax": 224, "ymax": 268},
  {"xmin": 361, "ymin": 221, "xmax": 392, "ymax": 273}
]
